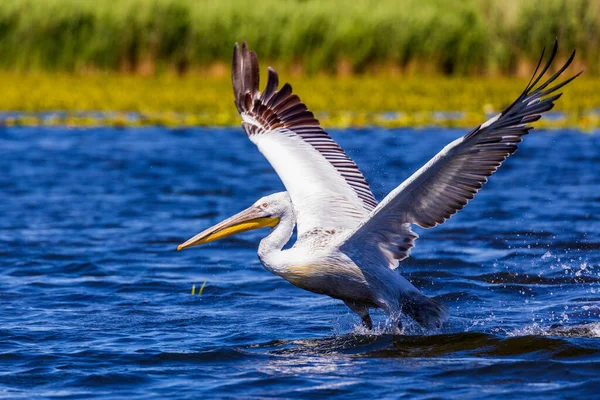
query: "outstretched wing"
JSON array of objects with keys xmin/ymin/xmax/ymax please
[
  {"xmin": 232, "ymin": 42, "xmax": 377, "ymax": 236},
  {"xmin": 340, "ymin": 41, "xmax": 580, "ymax": 270}
]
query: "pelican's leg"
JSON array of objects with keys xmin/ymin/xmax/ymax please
[
  {"xmin": 344, "ymin": 301, "xmax": 373, "ymax": 330},
  {"xmin": 361, "ymin": 314, "xmax": 373, "ymax": 330}
]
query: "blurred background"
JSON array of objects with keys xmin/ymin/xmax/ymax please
[{"xmin": 0, "ymin": 0, "xmax": 597, "ymax": 128}]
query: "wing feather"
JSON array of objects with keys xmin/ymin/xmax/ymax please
[
  {"xmin": 232, "ymin": 42, "xmax": 378, "ymax": 234},
  {"xmin": 340, "ymin": 40, "xmax": 581, "ymax": 269}
]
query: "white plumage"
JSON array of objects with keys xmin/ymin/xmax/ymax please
[{"xmin": 178, "ymin": 41, "xmax": 580, "ymax": 331}]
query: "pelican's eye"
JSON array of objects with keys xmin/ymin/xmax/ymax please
[{"xmin": 261, "ymin": 202, "xmax": 269, "ymax": 208}]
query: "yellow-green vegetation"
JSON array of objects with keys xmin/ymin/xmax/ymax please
[
  {"xmin": 191, "ymin": 281, "xmax": 207, "ymax": 296},
  {"xmin": 0, "ymin": 0, "xmax": 597, "ymax": 128},
  {"xmin": 0, "ymin": 0, "xmax": 597, "ymax": 75},
  {"xmin": 0, "ymin": 72, "xmax": 597, "ymax": 129}
]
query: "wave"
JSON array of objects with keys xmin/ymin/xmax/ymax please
[{"xmin": 249, "ymin": 323, "xmax": 600, "ymax": 360}]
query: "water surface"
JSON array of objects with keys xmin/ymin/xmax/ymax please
[{"xmin": 1, "ymin": 126, "xmax": 599, "ymax": 398}]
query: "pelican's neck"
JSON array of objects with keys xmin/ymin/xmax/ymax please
[{"xmin": 257, "ymin": 212, "xmax": 295, "ymax": 274}]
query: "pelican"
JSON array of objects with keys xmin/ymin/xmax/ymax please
[{"xmin": 178, "ymin": 41, "xmax": 579, "ymax": 331}]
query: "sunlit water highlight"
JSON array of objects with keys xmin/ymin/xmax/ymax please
[{"xmin": 1, "ymin": 126, "xmax": 599, "ymax": 398}]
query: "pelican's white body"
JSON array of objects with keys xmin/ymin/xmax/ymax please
[
  {"xmin": 179, "ymin": 41, "xmax": 577, "ymax": 330},
  {"xmin": 252, "ymin": 192, "xmax": 438, "ymax": 326}
]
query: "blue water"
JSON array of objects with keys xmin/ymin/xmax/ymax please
[{"xmin": 1, "ymin": 126, "xmax": 600, "ymax": 399}]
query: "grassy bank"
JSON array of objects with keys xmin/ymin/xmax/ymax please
[
  {"xmin": 0, "ymin": 0, "xmax": 597, "ymax": 75},
  {"xmin": 0, "ymin": 72, "xmax": 597, "ymax": 129}
]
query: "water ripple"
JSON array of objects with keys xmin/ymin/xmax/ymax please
[{"xmin": 0, "ymin": 127, "xmax": 599, "ymax": 398}]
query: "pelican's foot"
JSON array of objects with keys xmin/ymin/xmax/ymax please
[{"xmin": 396, "ymin": 318, "xmax": 404, "ymax": 334}]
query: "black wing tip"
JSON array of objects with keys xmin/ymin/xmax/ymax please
[
  {"xmin": 526, "ymin": 39, "xmax": 559, "ymax": 92},
  {"xmin": 240, "ymin": 41, "xmax": 249, "ymax": 58},
  {"xmin": 534, "ymin": 41, "xmax": 580, "ymax": 89},
  {"xmin": 280, "ymin": 82, "xmax": 293, "ymax": 92},
  {"xmin": 503, "ymin": 40, "xmax": 579, "ymax": 114},
  {"xmin": 467, "ymin": 39, "xmax": 579, "ymax": 141},
  {"xmin": 232, "ymin": 40, "xmax": 261, "ymax": 113},
  {"xmin": 232, "ymin": 42, "xmax": 241, "ymax": 112}
]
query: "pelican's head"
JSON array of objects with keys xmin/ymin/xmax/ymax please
[{"xmin": 177, "ymin": 192, "xmax": 293, "ymax": 251}]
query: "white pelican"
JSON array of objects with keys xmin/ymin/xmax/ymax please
[{"xmin": 178, "ymin": 41, "xmax": 579, "ymax": 331}]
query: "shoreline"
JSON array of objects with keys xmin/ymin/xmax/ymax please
[{"xmin": 0, "ymin": 110, "xmax": 595, "ymax": 130}]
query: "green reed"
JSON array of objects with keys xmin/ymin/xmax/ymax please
[{"xmin": 0, "ymin": 0, "xmax": 597, "ymax": 75}]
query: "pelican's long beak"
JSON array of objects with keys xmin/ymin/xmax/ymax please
[{"xmin": 177, "ymin": 206, "xmax": 279, "ymax": 251}]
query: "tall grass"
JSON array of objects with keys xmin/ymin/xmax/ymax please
[{"xmin": 0, "ymin": 0, "xmax": 596, "ymax": 75}]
